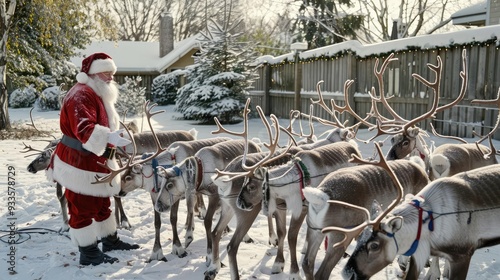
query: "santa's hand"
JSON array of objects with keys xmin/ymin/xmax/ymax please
[{"xmin": 108, "ymin": 129, "xmax": 132, "ymax": 147}]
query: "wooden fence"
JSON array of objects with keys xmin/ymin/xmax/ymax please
[{"xmin": 248, "ymin": 26, "xmax": 500, "ymax": 140}]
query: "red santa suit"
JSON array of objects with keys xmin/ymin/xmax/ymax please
[{"xmin": 47, "ymin": 53, "xmax": 122, "ymax": 248}]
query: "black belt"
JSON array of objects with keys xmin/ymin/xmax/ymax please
[{"xmin": 61, "ymin": 135, "xmax": 116, "ymax": 159}]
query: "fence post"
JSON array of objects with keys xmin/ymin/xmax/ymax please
[{"xmin": 263, "ymin": 64, "xmax": 271, "ymax": 115}]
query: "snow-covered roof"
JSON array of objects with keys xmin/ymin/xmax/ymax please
[
  {"xmin": 257, "ymin": 25, "xmax": 500, "ymax": 64},
  {"xmin": 451, "ymin": 1, "xmax": 487, "ymax": 26},
  {"xmin": 70, "ymin": 35, "xmax": 201, "ymax": 73}
]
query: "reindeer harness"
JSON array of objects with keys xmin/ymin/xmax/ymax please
[{"xmin": 388, "ymin": 199, "xmax": 434, "ymax": 256}]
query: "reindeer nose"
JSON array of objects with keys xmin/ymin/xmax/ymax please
[
  {"xmin": 27, "ymin": 165, "xmax": 37, "ymax": 174},
  {"xmin": 117, "ymin": 190, "xmax": 127, "ymax": 197}
]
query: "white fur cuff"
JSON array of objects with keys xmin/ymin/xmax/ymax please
[
  {"xmin": 95, "ymin": 214, "xmax": 117, "ymax": 238},
  {"xmin": 82, "ymin": 124, "xmax": 110, "ymax": 156},
  {"xmin": 70, "ymin": 223, "xmax": 98, "ymax": 247}
]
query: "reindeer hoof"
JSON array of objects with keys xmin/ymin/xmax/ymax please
[
  {"xmin": 147, "ymin": 256, "xmax": 167, "ymax": 263},
  {"xmin": 204, "ymin": 270, "xmax": 217, "ymax": 280},
  {"xmin": 149, "ymin": 250, "xmax": 167, "ymax": 262},
  {"xmin": 271, "ymin": 262, "xmax": 284, "ymax": 274},
  {"xmin": 172, "ymin": 246, "xmax": 188, "ymax": 258},
  {"xmin": 269, "ymin": 235, "xmax": 278, "ymax": 247},
  {"xmin": 185, "ymin": 236, "xmax": 193, "ymax": 248},
  {"xmin": 121, "ymin": 220, "xmax": 131, "ymax": 229}
]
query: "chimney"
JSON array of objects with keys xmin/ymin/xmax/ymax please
[{"xmin": 159, "ymin": 11, "xmax": 174, "ymax": 57}]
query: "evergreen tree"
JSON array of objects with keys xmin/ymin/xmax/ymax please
[
  {"xmin": 292, "ymin": 0, "xmax": 364, "ymax": 48},
  {"xmin": 175, "ymin": 21, "xmax": 258, "ymax": 124}
]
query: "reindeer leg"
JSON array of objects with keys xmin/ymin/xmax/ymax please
[
  {"xmin": 184, "ymin": 191, "xmax": 195, "ymax": 248},
  {"xmin": 149, "ymin": 196, "xmax": 167, "ymax": 262},
  {"xmin": 302, "ymin": 227, "xmax": 323, "ymax": 280},
  {"xmin": 196, "ymin": 193, "xmax": 207, "ymax": 219},
  {"xmin": 114, "ymin": 197, "xmax": 131, "ymax": 229},
  {"xmin": 447, "ymin": 256, "xmax": 471, "ymax": 280},
  {"xmin": 406, "ymin": 256, "xmax": 422, "ymax": 280},
  {"xmin": 267, "ymin": 213, "xmax": 278, "ymax": 247},
  {"xmin": 205, "ymin": 200, "xmax": 234, "ymax": 280},
  {"xmin": 56, "ymin": 183, "xmax": 69, "ymax": 232},
  {"xmin": 204, "ymin": 194, "xmax": 219, "ymax": 267},
  {"xmin": 227, "ymin": 204, "xmax": 262, "ymax": 280},
  {"xmin": 423, "ymin": 256, "xmax": 441, "ymax": 280},
  {"xmin": 314, "ymin": 232, "xmax": 350, "ymax": 280},
  {"xmin": 287, "ymin": 205, "xmax": 307, "ymax": 279},
  {"xmin": 271, "ymin": 208, "xmax": 287, "ymax": 274},
  {"xmin": 170, "ymin": 199, "xmax": 188, "ymax": 258}
]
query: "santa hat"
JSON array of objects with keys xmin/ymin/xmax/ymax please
[{"xmin": 76, "ymin": 52, "xmax": 117, "ymax": 84}]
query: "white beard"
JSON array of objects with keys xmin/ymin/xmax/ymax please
[{"xmin": 87, "ymin": 76, "xmax": 120, "ymax": 131}]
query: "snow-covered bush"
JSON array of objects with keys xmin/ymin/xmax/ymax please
[
  {"xmin": 116, "ymin": 76, "xmax": 147, "ymax": 116},
  {"xmin": 9, "ymin": 85, "xmax": 38, "ymax": 108},
  {"xmin": 151, "ymin": 70, "xmax": 184, "ymax": 105},
  {"xmin": 35, "ymin": 85, "xmax": 66, "ymax": 111}
]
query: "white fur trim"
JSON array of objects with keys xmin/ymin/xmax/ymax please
[
  {"xmin": 82, "ymin": 124, "xmax": 110, "ymax": 156},
  {"xmin": 76, "ymin": 72, "xmax": 89, "ymax": 84},
  {"xmin": 95, "ymin": 214, "xmax": 117, "ymax": 238},
  {"xmin": 51, "ymin": 155, "xmax": 121, "ymax": 197},
  {"xmin": 88, "ymin": 58, "xmax": 117, "ymax": 75},
  {"xmin": 70, "ymin": 223, "xmax": 98, "ymax": 247},
  {"xmin": 45, "ymin": 167, "xmax": 54, "ymax": 182}
]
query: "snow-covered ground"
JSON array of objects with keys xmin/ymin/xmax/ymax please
[{"xmin": 1, "ymin": 105, "xmax": 500, "ymax": 280}]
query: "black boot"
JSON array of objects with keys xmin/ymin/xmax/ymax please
[
  {"xmin": 102, "ymin": 232, "xmax": 139, "ymax": 252},
  {"xmin": 79, "ymin": 243, "xmax": 118, "ymax": 266}
]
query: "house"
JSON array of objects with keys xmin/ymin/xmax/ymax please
[
  {"xmin": 70, "ymin": 12, "xmax": 201, "ymax": 99},
  {"xmin": 451, "ymin": 0, "xmax": 500, "ymax": 26}
]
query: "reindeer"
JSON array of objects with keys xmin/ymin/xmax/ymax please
[
  {"xmin": 154, "ymin": 136, "xmax": 262, "ymax": 264},
  {"xmin": 204, "ymin": 101, "xmax": 298, "ymax": 280},
  {"xmin": 331, "ymin": 161, "xmax": 500, "ymax": 280},
  {"xmin": 118, "ymin": 136, "xmax": 232, "ymax": 262},
  {"xmin": 369, "ymin": 50, "xmax": 498, "ymax": 278},
  {"xmin": 207, "ymin": 83, "xmax": 370, "ymax": 279},
  {"xmin": 378, "ymin": 50, "xmax": 496, "ymax": 180},
  {"xmin": 323, "ymin": 90, "xmax": 500, "ymax": 280},
  {"xmin": 302, "ymin": 154, "xmax": 429, "ymax": 280}
]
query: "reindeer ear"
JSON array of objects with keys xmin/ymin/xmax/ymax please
[
  {"xmin": 382, "ymin": 216, "xmax": 403, "ymax": 234},
  {"xmin": 132, "ymin": 164, "xmax": 142, "ymax": 173},
  {"xmin": 407, "ymin": 127, "xmax": 420, "ymax": 138},
  {"xmin": 254, "ymin": 167, "xmax": 267, "ymax": 180}
]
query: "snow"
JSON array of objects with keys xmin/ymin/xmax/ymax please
[{"xmin": 2, "ymin": 105, "xmax": 500, "ymax": 280}]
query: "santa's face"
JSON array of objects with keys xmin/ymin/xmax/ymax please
[
  {"xmin": 93, "ymin": 71, "xmax": 114, "ymax": 83},
  {"xmin": 88, "ymin": 73, "xmax": 119, "ymax": 104}
]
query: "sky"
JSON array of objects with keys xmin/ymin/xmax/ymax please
[{"xmin": 1, "ymin": 105, "xmax": 500, "ymax": 279}]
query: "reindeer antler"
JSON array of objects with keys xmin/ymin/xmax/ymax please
[
  {"xmin": 20, "ymin": 142, "xmax": 45, "ymax": 157},
  {"xmin": 92, "ymin": 101, "xmax": 167, "ymax": 185},
  {"xmin": 212, "ymin": 98, "xmax": 293, "ymax": 182},
  {"xmin": 310, "ymin": 80, "xmax": 374, "ymax": 141},
  {"xmin": 320, "ymin": 142, "xmax": 404, "ymax": 250},
  {"xmin": 471, "ymin": 87, "xmax": 500, "ymax": 159},
  {"xmin": 280, "ymin": 104, "xmax": 315, "ymax": 146},
  {"xmin": 367, "ymin": 50, "xmax": 467, "ymax": 142}
]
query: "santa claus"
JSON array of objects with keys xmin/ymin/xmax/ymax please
[{"xmin": 47, "ymin": 52, "xmax": 139, "ymax": 266}]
